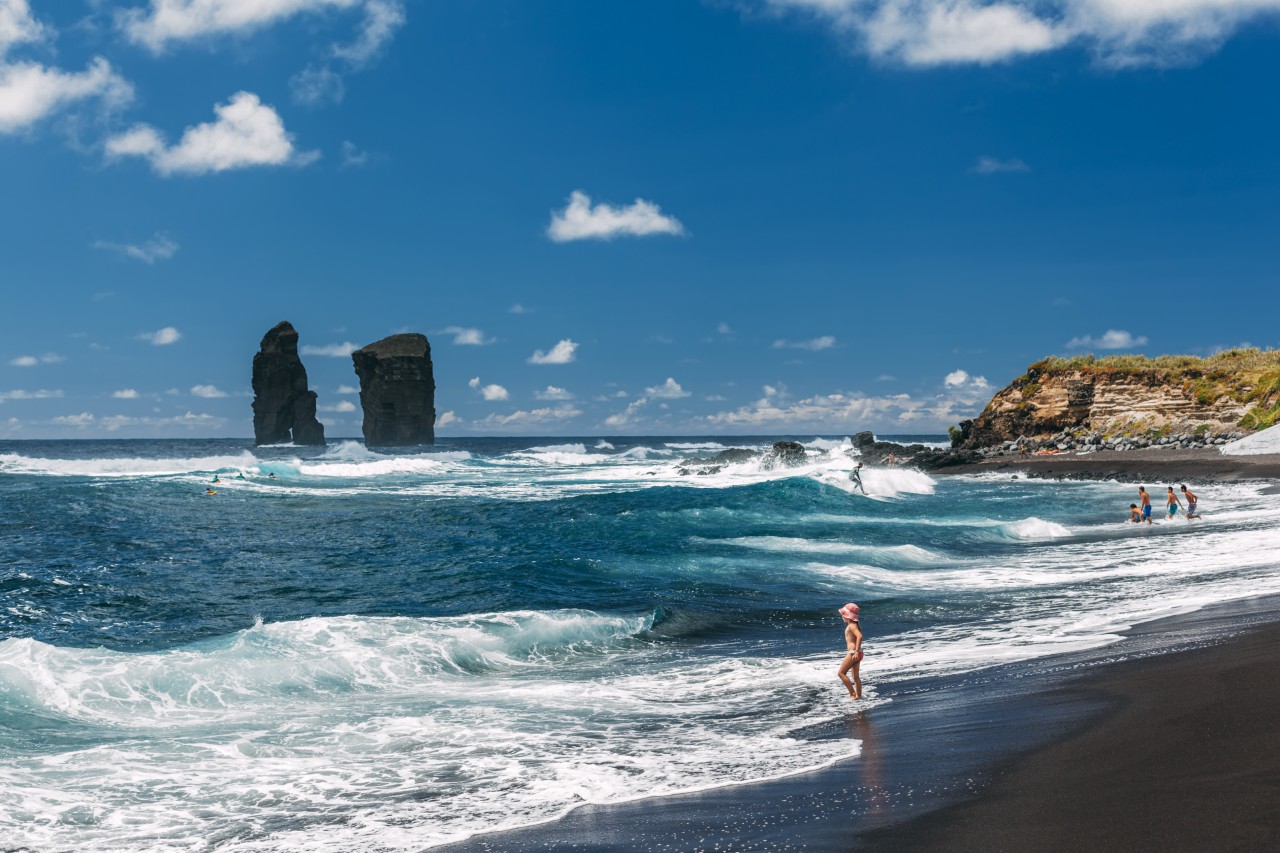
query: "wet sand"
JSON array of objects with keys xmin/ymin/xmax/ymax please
[
  {"xmin": 861, "ymin": 617, "xmax": 1280, "ymax": 852},
  {"xmin": 940, "ymin": 447, "xmax": 1280, "ymax": 482}
]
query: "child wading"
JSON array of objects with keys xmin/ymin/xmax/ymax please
[{"xmin": 837, "ymin": 603, "xmax": 864, "ymax": 700}]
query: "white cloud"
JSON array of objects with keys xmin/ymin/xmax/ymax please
[
  {"xmin": 476, "ymin": 406, "xmax": 582, "ymax": 429},
  {"xmin": 441, "ymin": 326, "xmax": 493, "ymax": 346},
  {"xmin": 436, "ymin": 410, "xmax": 458, "ymax": 427},
  {"xmin": 106, "ymin": 91, "xmax": 317, "ymax": 176},
  {"xmin": 340, "ymin": 139, "xmax": 368, "ymax": 166},
  {"xmin": 190, "ymin": 384, "xmax": 227, "ymax": 398},
  {"xmin": 645, "ymin": 377, "xmax": 690, "ymax": 399},
  {"xmin": 603, "ymin": 398, "xmax": 648, "ymax": 428},
  {"xmin": 336, "ymin": 384, "xmax": 359, "ymax": 394},
  {"xmin": 0, "ymin": 1, "xmax": 46, "ymax": 55},
  {"xmin": 119, "ymin": 0, "xmax": 363, "ymax": 50},
  {"xmin": 1065, "ymin": 329, "xmax": 1149, "ymax": 350},
  {"xmin": 772, "ymin": 336, "xmax": 837, "ymax": 351},
  {"xmin": 92, "ymin": 233, "xmax": 180, "ymax": 264},
  {"xmin": 547, "ymin": 190, "xmax": 685, "ymax": 242},
  {"xmin": 0, "ymin": 388, "xmax": 61, "ymax": 402},
  {"xmin": 138, "ymin": 326, "xmax": 182, "ymax": 346},
  {"xmin": 970, "ymin": 155, "xmax": 1030, "ymax": 174},
  {"xmin": 332, "ymin": 0, "xmax": 405, "ymax": 65},
  {"xmin": 528, "ymin": 339, "xmax": 578, "ymax": 365},
  {"xmin": 112, "ymin": 389, "xmax": 140, "ymax": 399},
  {"xmin": 765, "ymin": 0, "xmax": 1280, "ymax": 68},
  {"xmin": 8, "ymin": 355, "xmax": 36, "ymax": 367},
  {"xmin": 290, "ymin": 64, "xmax": 345, "ymax": 105},
  {"xmin": 301, "ymin": 341, "xmax": 360, "ymax": 357},
  {"xmin": 53, "ymin": 412, "xmax": 95, "ymax": 427},
  {"xmin": 535, "ymin": 385, "xmax": 574, "ymax": 401},
  {"xmin": 320, "ymin": 400, "xmax": 356, "ymax": 412},
  {"xmin": 468, "ymin": 377, "xmax": 509, "ymax": 401},
  {"xmin": 509, "ymin": 303, "xmax": 528, "ymax": 314},
  {"xmin": 944, "ymin": 369, "xmax": 989, "ymax": 388},
  {"xmin": 0, "ymin": 57, "xmax": 133, "ymax": 135},
  {"xmin": 716, "ymin": 322, "xmax": 733, "ymax": 335}
]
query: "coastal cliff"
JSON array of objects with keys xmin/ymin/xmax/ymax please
[
  {"xmin": 352, "ymin": 333, "xmax": 435, "ymax": 446},
  {"xmin": 251, "ymin": 321, "xmax": 325, "ymax": 446},
  {"xmin": 955, "ymin": 349, "xmax": 1280, "ymax": 450}
]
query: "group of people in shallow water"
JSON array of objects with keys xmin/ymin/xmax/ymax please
[{"xmin": 1130, "ymin": 484, "xmax": 1201, "ymax": 524}]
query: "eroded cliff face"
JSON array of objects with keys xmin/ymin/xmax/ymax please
[
  {"xmin": 251, "ymin": 321, "xmax": 325, "ymax": 446},
  {"xmin": 956, "ymin": 364, "xmax": 1257, "ymax": 449},
  {"xmin": 352, "ymin": 333, "xmax": 435, "ymax": 446}
]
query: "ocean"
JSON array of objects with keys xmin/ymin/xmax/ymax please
[{"xmin": 3, "ymin": 435, "xmax": 1279, "ymax": 851}]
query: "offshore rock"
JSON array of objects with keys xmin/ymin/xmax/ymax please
[
  {"xmin": 352, "ymin": 333, "xmax": 435, "ymax": 446},
  {"xmin": 771, "ymin": 441, "xmax": 807, "ymax": 467},
  {"xmin": 251, "ymin": 321, "xmax": 325, "ymax": 446}
]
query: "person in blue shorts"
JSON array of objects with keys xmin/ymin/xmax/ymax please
[
  {"xmin": 1181, "ymin": 485, "xmax": 1200, "ymax": 519},
  {"xmin": 1138, "ymin": 486, "xmax": 1152, "ymax": 524},
  {"xmin": 1166, "ymin": 486, "xmax": 1183, "ymax": 519}
]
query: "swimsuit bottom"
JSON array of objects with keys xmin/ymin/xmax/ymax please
[{"xmin": 843, "ymin": 650, "xmax": 864, "ymax": 662}]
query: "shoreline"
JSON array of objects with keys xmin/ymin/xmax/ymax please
[
  {"xmin": 934, "ymin": 447, "xmax": 1280, "ymax": 482},
  {"xmin": 440, "ymin": 594, "xmax": 1280, "ymax": 851}
]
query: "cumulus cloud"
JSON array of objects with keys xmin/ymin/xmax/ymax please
[
  {"xmin": 441, "ymin": 326, "xmax": 493, "ymax": 346},
  {"xmin": 301, "ymin": 341, "xmax": 360, "ymax": 357},
  {"xmin": 476, "ymin": 406, "xmax": 582, "ymax": 429},
  {"xmin": 509, "ymin": 303, "xmax": 528, "ymax": 314},
  {"xmin": 468, "ymin": 377, "xmax": 509, "ymax": 401},
  {"xmin": 92, "ymin": 233, "xmax": 180, "ymax": 264},
  {"xmin": 528, "ymin": 339, "xmax": 578, "ymax": 365},
  {"xmin": 944, "ymin": 369, "xmax": 989, "ymax": 388},
  {"xmin": 1065, "ymin": 329, "xmax": 1149, "ymax": 350},
  {"xmin": 340, "ymin": 139, "xmax": 368, "ymax": 167},
  {"xmin": 319, "ymin": 400, "xmax": 356, "ymax": 412},
  {"xmin": 332, "ymin": 0, "xmax": 405, "ymax": 65},
  {"xmin": 535, "ymin": 386, "xmax": 574, "ymax": 401},
  {"xmin": 106, "ymin": 91, "xmax": 317, "ymax": 176},
  {"xmin": 645, "ymin": 377, "xmax": 690, "ymax": 399},
  {"xmin": 772, "ymin": 336, "xmax": 837, "ymax": 351},
  {"xmin": 436, "ymin": 410, "xmax": 458, "ymax": 427},
  {"xmin": 190, "ymin": 384, "xmax": 227, "ymax": 398},
  {"xmin": 970, "ymin": 156, "xmax": 1030, "ymax": 174},
  {"xmin": 53, "ymin": 412, "xmax": 95, "ymax": 427},
  {"xmin": 119, "ymin": 0, "xmax": 362, "ymax": 50},
  {"xmin": 138, "ymin": 326, "xmax": 182, "ymax": 346},
  {"xmin": 547, "ymin": 191, "xmax": 685, "ymax": 242},
  {"xmin": 0, "ymin": 56, "xmax": 133, "ymax": 135},
  {"xmin": 603, "ymin": 398, "xmax": 648, "ymax": 428},
  {"xmin": 764, "ymin": 0, "xmax": 1280, "ymax": 68},
  {"xmin": 9, "ymin": 353, "xmax": 61, "ymax": 367},
  {"xmin": 66, "ymin": 411, "xmax": 227, "ymax": 433},
  {"xmin": 112, "ymin": 389, "xmax": 140, "ymax": 399},
  {"xmin": 0, "ymin": 388, "xmax": 61, "ymax": 402},
  {"xmin": 290, "ymin": 64, "xmax": 345, "ymax": 105},
  {"xmin": 335, "ymin": 384, "xmax": 359, "ymax": 394}
]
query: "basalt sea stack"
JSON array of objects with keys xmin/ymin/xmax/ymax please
[
  {"xmin": 251, "ymin": 321, "xmax": 325, "ymax": 446},
  {"xmin": 351, "ymin": 333, "xmax": 435, "ymax": 446}
]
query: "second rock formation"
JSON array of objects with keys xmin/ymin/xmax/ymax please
[
  {"xmin": 352, "ymin": 333, "xmax": 436, "ymax": 446},
  {"xmin": 252, "ymin": 321, "xmax": 325, "ymax": 446}
]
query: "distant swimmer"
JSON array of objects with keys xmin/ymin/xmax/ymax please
[
  {"xmin": 1181, "ymin": 485, "xmax": 1200, "ymax": 519},
  {"xmin": 1138, "ymin": 486, "xmax": 1153, "ymax": 524},
  {"xmin": 206, "ymin": 487, "xmax": 217, "ymax": 495},
  {"xmin": 1166, "ymin": 486, "xmax": 1183, "ymax": 520},
  {"xmin": 212, "ymin": 476, "xmax": 220, "ymax": 484},
  {"xmin": 849, "ymin": 462, "xmax": 866, "ymax": 495},
  {"xmin": 837, "ymin": 603, "xmax": 864, "ymax": 701},
  {"xmin": 237, "ymin": 472, "xmax": 246, "ymax": 480},
  {"xmin": 268, "ymin": 473, "xmax": 276, "ymax": 479},
  {"xmin": 1129, "ymin": 503, "xmax": 1142, "ymax": 523}
]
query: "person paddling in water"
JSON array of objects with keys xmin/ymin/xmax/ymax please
[{"xmin": 837, "ymin": 603, "xmax": 864, "ymax": 701}]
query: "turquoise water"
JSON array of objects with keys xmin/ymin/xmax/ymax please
[{"xmin": 2, "ymin": 436, "xmax": 1279, "ymax": 850}]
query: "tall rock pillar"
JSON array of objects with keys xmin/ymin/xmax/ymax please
[
  {"xmin": 251, "ymin": 321, "xmax": 326, "ymax": 446},
  {"xmin": 351, "ymin": 333, "xmax": 435, "ymax": 446}
]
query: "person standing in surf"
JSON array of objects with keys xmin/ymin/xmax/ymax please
[
  {"xmin": 1181, "ymin": 485, "xmax": 1200, "ymax": 519},
  {"xmin": 1166, "ymin": 486, "xmax": 1183, "ymax": 520},
  {"xmin": 1138, "ymin": 486, "xmax": 1153, "ymax": 524},
  {"xmin": 838, "ymin": 603, "xmax": 864, "ymax": 701},
  {"xmin": 849, "ymin": 462, "xmax": 866, "ymax": 495}
]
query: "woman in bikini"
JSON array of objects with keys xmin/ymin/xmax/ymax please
[{"xmin": 837, "ymin": 603, "xmax": 864, "ymax": 700}]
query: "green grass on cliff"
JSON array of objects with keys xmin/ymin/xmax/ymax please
[{"xmin": 1023, "ymin": 348, "xmax": 1280, "ymax": 430}]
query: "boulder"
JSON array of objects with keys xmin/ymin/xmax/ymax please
[
  {"xmin": 771, "ymin": 441, "xmax": 807, "ymax": 466},
  {"xmin": 251, "ymin": 321, "xmax": 325, "ymax": 446},
  {"xmin": 352, "ymin": 333, "xmax": 435, "ymax": 446}
]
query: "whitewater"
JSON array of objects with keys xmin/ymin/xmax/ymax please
[{"xmin": 2, "ymin": 435, "xmax": 1279, "ymax": 851}]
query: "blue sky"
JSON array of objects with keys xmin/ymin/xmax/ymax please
[{"xmin": 2, "ymin": 0, "xmax": 1278, "ymax": 438}]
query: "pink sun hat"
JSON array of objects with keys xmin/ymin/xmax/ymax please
[{"xmin": 838, "ymin": 603, "xmax": 860, "ymax": 620}]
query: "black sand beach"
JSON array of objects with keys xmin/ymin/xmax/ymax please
[{"xmin": 940, "ymin": 447, "xmax": 1280, "ymax": 482}]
